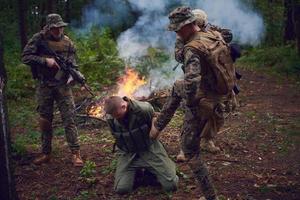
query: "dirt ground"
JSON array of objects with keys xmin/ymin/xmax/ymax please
[{"xmin": 14, "ymin": 69, "xmax": 300, "ymax": 200}]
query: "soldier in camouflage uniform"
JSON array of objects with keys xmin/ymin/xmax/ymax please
[
  {"xmin": 173, "ymin": 9, "xmax": 236, "ymax": 156},
  {"xmin": 22, "ymin": 14, "xmax": 83, "ymax": 167},
  {"xmin": 104, "ymin": 96, "xmax": 178, "ymax": 194},
  {"xmin": 150, "ymin": 6, "xmax": 236, "ymax": 200},
  {"xmin": 174, "ymin": 9, "xmax": 233, "ymax": 64},
  {"xmin": 155, "ymin": 79, "xmax": 223, "ymax": 163}
]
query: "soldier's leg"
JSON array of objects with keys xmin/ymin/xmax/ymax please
[
  {"xmin": 114, "ymin": 169, "xmax": 135, "ymax": 194},
  {"xmin": 133, "ymin": 157, "xmax": 178, "ymax": 192},
  {"xmin": 54, "ymin": 85, "xmax": 79, "ymax": 152},
  {"xmin": 181, "ymin": 117, "xmax": 217, "ymax": 200},
  {"xmin": 36, "ymin": 84, "xmax": 54, "ymax": 155},
  {"xmin": 177, "ymin": 119, "xmax": 188, "ymax": 162},
  {"xmin": 114, "ymin": 157, "xmax": 139, "ymax": 194},
  {"xmin": 147, "ymin": 168, "xmax": 178, "ymax": 192},
  {"xmin": 200, "ymin": 101, "xmax": 225, "ymax": 153}
]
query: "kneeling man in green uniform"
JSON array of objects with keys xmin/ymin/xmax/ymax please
[{"xmin": 104, "ymin": 96, "xmax": 178, "ymax": 194}]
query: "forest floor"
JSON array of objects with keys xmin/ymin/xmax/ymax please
[{"xmin": 13, "ymin": 68, "xmax": 300, "ymax": 200}]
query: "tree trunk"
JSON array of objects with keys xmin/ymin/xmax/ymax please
[
  {"xmin": 284, "ymin": 0, "xmax": 295, "ymax": 42},
  {"xmin": 293, "ymin": 2, "xmax": 300, "ymax": 55},
  {"xmin": 39, "ymin": 0, "xmax": 46, "ymax": 29},
  {"xmin": 18, "ymin": 0, "xmax": 28, "ymax": 50},
  {"xmin": 0, "ymin": 32, "xmax": 18, "ymax": 200},
  {"xmin": 65, "ymin": 0, "xmax": 71, "ymax": 23},
  {"xmin": 46, "ymin": 0, "xmax": 55, "ymax": 13}
]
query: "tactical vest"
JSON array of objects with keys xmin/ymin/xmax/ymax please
[
  {"xmin": 109, "ymin": 115, "xmax": 153, "ymax": 153},
  {"xmin": 184, "ymin": 30, "xmax": 236, "ymax": 95},
  {"xmin": 38, "ymin": 34, "xmax": 74, "ymax": 82}
]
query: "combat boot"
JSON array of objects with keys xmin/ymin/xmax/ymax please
[
  {"xmin": 72, "ymin": 150, "xmax": 84, "ymax": 167},
  {"xmin": 200, "ymin": 139, "xmax": 220, "ymax": 153},
  {"xmin": 33, "ymin": 154, "xmax": 51, "ymax": 165},
  {"xmin": 176, "ymin": 149, "xmax": 187, "ymax": 162}
]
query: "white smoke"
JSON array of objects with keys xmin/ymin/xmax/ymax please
[
  {"xmin": 192, "ymin": 0, "xmax": 264, "ymax": 45},
  {"xmin": 79, "ymin": 0, "xmax": 265, "ymax": 97}
]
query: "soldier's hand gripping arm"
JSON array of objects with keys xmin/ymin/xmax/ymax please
[
  {"xmin": 150, "ymin": 117, "xmax": 160, "ymax": 139},
  {"xmin": 153, "ymin": 81, "xmax": 183, "ymax": 134}
]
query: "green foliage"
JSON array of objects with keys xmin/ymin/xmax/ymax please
[
  {"xmin": 71, "ymin": 27, "xmax": 125, "ymax": 90},
  {"xmin": 80, "ymin": 160, "xmax": 97, "ymax": 178},
  {"xmin": 251, "ymin": 0, "xmax": 285, "ymax": 46},
  {"xmin": 135, "ymin": 47, "xmax": 170, "ymax": 77},
  {"xmin": 11, "ymin": 130, "xmax": 40, "ymax": 156},
  {"xmin": 237, "ymin": 44, "xmax": 300, "ymax": 79},
  {"xmin": 74, "ymin": 190, "xmax": 97, "ymax": 200},
  {"xmin": 54, "ymin": 127, "xmax": 65, "ymax": 136},
  {"xmin": 11, "ymin": 135, "xmax": 28, "ymax": 156},
  {"xmin": 101, "ymin": 158, "xmax": 117, "ymax": 174}
]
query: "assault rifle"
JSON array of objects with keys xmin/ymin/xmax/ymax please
[{"xmin": 41, "ymin": 41, "xmax": 95, "ymax": 97}]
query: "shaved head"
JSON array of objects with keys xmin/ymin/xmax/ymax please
[{"xmin": 104, "ymin": 96, "xmax": 128, "ymax": 119}]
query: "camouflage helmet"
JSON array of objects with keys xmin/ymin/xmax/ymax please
[
  {"xmin": 192, "ymin": 9, "xmax": 208, "ymax": 28},
  {"xmin": 46, "ymin": 13, "xmax": 68, "ymax": 29},
  {"xmin": 167, "ymin": 6, "xmax": 196, "ymax": 32}
]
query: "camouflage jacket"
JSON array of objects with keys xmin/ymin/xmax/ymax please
[
  {"xmin": 174, "ymin": 24, "xmax": 232, "ymax": 63},
  {"xmin": 22, "ymin": 30, "xmax": 76, "ymax": 86}
]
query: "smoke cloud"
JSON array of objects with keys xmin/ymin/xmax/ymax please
[{"xmin": 78, "ymin": 0, "xmax": 265, "ymax": 96}]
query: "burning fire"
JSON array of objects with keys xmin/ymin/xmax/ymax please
[
  {"xmin": 87, "ymin": 67, "xmax": 147, "ymax": 118},
  {"xmin": 117, "ymin": 68, "xmax": 146, "ymax": 98}
]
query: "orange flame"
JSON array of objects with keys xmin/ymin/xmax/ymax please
[
  {"xmin": 88, "ymin": 67, "xmax": 147, "ymax": 118},
  {"xmin": 117, "ymin": 68, "xmax": 146, "ymax": 98}
]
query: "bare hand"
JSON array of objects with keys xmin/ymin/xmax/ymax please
[
  {"xmin": 45, "ymin": 58, "xmax": 59, "ymax": 69},
  {"xmin": 149, "ymin": 117, "xmax": 160, "ymax": 139}
]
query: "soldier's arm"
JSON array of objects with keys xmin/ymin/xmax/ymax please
[
  {"xmin": 155, "ymin": 85, "xmax": 182, "ymax": 131},
  {"xmin": 140, "ymin": 102, "xmax": 155, "ymax": 126},
  {"xmin": 64, "ymin": 36, "xmax": 77, "ymax": 66},
  {"xmin": 174, "ymin": 36, "xmax": 184, "ymax": 63},
  {"xmin": 21, "ymin": 33, "xmax": 46, "ymax": 67},
  {"xmin": 183, "ymin": 48, "xmax": 202, "ymax": 107}
]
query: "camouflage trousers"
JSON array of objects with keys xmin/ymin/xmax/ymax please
[
  {"xmin": 36, "ymin": 83, "xmax": 80, "ymax": 154},
  {"xmin": 180, "ymin": 96, "xmax": 225, "ymax": 200}
]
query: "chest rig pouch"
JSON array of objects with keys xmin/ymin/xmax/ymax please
[
  {"xmin": 111, "ymin": 117, "xmax": 153, "ymax": 153},
  {"xmin": 38, "ymin": 35, "xmax": 74, "ymax": 83}
]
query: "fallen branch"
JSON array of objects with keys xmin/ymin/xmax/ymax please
[
  {"xmin": 217, "ymin": 127, "xmax": 231, "ymax": 135},
  {"xmin": 208, "ymin": 158, "xmax": 240, "ymax": 163},
  {"xmin": 76, "ymin": 114, "xmax": 106, "ymax": 123}
]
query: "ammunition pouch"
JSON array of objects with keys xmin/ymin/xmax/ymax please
[{"xmin": 112, "ymin": 124, "xmax": 153, "ymax": 153}]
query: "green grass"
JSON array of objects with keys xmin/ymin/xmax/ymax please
[
  {"xmin": 237, "ymin": 44, "xmax": 300, "ymax": 80},
  {"xmin": 80, "ymin": 160, "xmax": 97, "ymax": 178},
  {"xmin": 101, "ymin": 158, "xmax": 117, "ymax": 175}
]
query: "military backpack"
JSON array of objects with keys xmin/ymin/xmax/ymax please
[{"xmin": 185, "ymin": 30, "xmax": 236, "ymax": 95}]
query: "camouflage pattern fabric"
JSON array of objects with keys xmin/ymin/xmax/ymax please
[
  {"xmin": 157, "ymin": 6, "xmax": 231, "ymax": 199},
  {"xmin": 22, "ymin": 31, "xmax": 76, "ymax": 85},
  {"xmin": 21, "ymin": 21, "xmax": 80, "ymax": 154},
  {"xmin": 174, "ymin": 24, "xmax": 233, "ymax": 64},
  {"xmin": 155, "ymin": 79, "xmax": 224, "ymax": 200},
  {"xmin": 45, "ymin": 13, "xmax": 68, "ymax": 29},
  {"xmin": 167, "ymin": 6, "xmax": 196, "ymax": 31},
  {"xmin": 36, "ymin": 83, "xmax": 79, "ymax": 154},
  {"xmin": 155, "ymin": 79, "xmax": 223, "ymax": 140}
]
